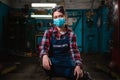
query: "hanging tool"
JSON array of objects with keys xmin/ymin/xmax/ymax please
[{"xmin": 86, "ymin": 0, "xmax": 95, "ymax": 26}]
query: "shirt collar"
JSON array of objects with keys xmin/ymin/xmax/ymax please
[
  {"xmin": 53, "ymin": 26, "xmax": 72, "ymax": 33},
  {"xmin": 53, "ymin": 27, "xmax": 58, "ymax": 33}
]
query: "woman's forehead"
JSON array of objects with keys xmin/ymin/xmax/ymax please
[{"xmin": 53, "ymin": 11, "xmax": 64, "ymax": 16}]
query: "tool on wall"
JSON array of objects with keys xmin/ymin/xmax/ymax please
[
  {"xmin": 108, "ymin": 0, "xmax": 118, "ymax": 25},
  {"xmin": 97, "ymin": 0, "xmax": 106, "ymax": 28},
  {"xmin": 21, "ymin": 4, "xmax": 30, "ymax": 17},
  {"xmin": 86, "ymin": 0, "xmax": 95, "ymax": 26}
]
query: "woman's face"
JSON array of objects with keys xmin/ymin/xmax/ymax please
[
  {"xmin": 53, "ymin": 11, "xmax": 65, "ymax": 19},
  {"xmin": 53, "ymin": 11, "xmax": 67, "ymax": 27}
]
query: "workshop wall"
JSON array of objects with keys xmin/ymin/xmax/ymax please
[
  {"xmin": 98, "ymin": 6, "xmax": 114, "ymax": 54},
  {"xmin": 1, "ymin": 4, "xmax": 114, "ymax": 54},
  {"xmin": 67, "ymin": 7, "xmax": 114, "ymax": 54},
  {"xmin": 82, "ymin": 9, "xmax": 99, "ymax": 53},
  {"xmin": 82, "ymin": 7, "xmax": 113, "ymax": 54},
  {"xmin": 0, "ymin": 1, "xmax": 10, "ymax": 51}
]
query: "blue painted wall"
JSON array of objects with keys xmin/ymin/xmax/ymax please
[
  {"xmin": 98, "ymin": 6, "xmax": 114, "ymax": 53},
  {"xmin": 66, "ymin": 8, "xmax": 113, "ymax": 54},
  {"xmin": 74, "ymin": 17, "xmax": 82, "ymax": 51},
  {"xmin": 82, "ymin": 10, "xmax": 99, "ymax": 53},
  {"xmin": 0, "ymin": 2, "xmax": 10, "ymax": 50}
]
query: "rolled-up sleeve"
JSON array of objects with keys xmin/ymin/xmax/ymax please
[
  {"xmin": 39, "ymin": 30, "xmax": 50, "ymax": 58},
  {"xmin": 69, "ymin": 32, "xmax": 82, "ymax": 67}
]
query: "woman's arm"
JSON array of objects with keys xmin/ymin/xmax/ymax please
[
  {"xmin": 69, "ymin": 32, "xmax": 82, "ymax": 67},
  {"xmin": 38, "ymin": 29, "xmax": 52, "ymax": 70},
  {"xmin": 39, "ymin": 30, "xmax": 50, "ymax": 58},
  {"xmin": 69, "ymin": 32, "xmax": 83, "ymax": 79}
]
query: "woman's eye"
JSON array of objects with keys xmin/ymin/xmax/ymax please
[
  {"xmin": 53, "ymin": 15, "xmax": 64, "ymax": 19},
  {"xmin": 59, "ymin": 15, "xmax": 63, "ymax": 18},
  {"xmin": 54, "ymin": 16, "xmax": 57, "ymax": 19}
]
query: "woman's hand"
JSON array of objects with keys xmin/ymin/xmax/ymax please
[
  {"xmin": 42, "ymin": 55, "xmax": 52, "ymax": 70},
  {"xmin": 74, "ymin": 65, "xmax": 83, "ymax": 80}
]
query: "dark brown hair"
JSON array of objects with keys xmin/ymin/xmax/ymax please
[{"xmin": 52, "ymin": 5, "xmax": 65, "ymax": 16}]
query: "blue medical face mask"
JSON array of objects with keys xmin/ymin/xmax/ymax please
[{"xmin": 53, "ymin": 18, "xmax": 66, "ymax": 27}]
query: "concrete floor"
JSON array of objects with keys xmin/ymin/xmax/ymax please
[{"xmin": 0, "ymin": 53, "xmax": 119, "ymax": 80}]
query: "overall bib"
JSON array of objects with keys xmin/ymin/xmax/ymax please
[{"xmin": 47, "ymin": 32, "xmax": 76, "ymax": 80}]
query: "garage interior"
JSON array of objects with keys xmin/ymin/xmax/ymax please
[{"xmin": 0, "ymin": 0, "xmax": 120, "ymax": 80}]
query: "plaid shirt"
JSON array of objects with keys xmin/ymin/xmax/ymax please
[{"xmin": 39, "ymin": 27, "xmax": 82, "ymax": 66}]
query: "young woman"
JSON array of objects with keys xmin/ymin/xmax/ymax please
[{"xmin": 39, "ymin": 5, "xmax": 83, "ymax": 80}]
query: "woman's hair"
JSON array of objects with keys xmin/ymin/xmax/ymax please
[{"xmin": 52, "ymin": 5, "xmax": 66, "ymax": 16}]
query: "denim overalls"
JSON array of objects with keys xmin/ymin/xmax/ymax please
[{"xmin": 47, "ymin": 32, "xmax": 76, "ymax": 80}]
